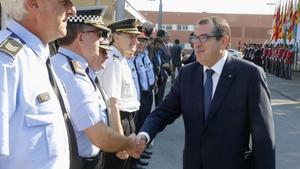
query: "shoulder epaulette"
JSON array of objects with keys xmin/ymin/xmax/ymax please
[
  {"xmin": 0, "ymin": 37, "xmax": 24, "ymax": 59},
  {"xmin": 69, "ymin": 60, "xmax": 85, "ymax": 76},
  {"xmin": 113, "ymin": 54, "xmax": 120, "ymax": 59}
]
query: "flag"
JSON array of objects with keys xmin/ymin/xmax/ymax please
[
  {"xmin": 274, "ymin": 2, "xmax": 282, "ymax": 41},
  {"xmin": 288, "ymin": 0, "xmax": 295, "ymax": 42},
  {"xmin": 296, "ymin": 0, "xmax": 300, "ymax": 42},
  {"xmin": 281, "ymin": 0, "xmax": 289, "ymax": 44},
  {"xmin": 272, "ymin": 2, "xmax": 280, "ymax": 40}
]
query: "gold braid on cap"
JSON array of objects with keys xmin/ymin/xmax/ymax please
[{"xmin": 115, "ymin": 28, "xmax": 138, "ymax": 32}]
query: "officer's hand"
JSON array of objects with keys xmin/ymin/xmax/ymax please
[
  {"xmin": 116, "ymin": 151, "xmax": 129, "ymax": 159},
  {"xmin": 127, "ymin": 134, "xmax": 147, "ymax": 159}
]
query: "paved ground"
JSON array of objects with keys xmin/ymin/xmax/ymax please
[{"xmin": 141, "ymin": 71, "xmax": 300, "ymax": 169}]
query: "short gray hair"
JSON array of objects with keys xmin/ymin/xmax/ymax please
[{"xmin": 0, "ymin": 0, "xmax": 27, "ymax": 21}]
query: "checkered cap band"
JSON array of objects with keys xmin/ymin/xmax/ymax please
[{"xmin": 68, "ymin": 15, "xmax": 104, "ymax": 25}]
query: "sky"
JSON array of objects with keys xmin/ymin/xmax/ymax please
[{"xmin": 127, "ymin": 0, "xmax": 278, "ymax": 15}]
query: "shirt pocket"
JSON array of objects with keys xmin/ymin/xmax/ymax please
[{"xmin": 24, "ymin": 112, "xmax": 65, "ymax": 158}]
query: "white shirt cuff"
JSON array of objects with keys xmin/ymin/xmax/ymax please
[{"xmin": 138, "ymin": 132, "xmax": 150, "ymax": 144}]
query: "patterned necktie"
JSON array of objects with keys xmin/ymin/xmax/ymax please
[{"xmin": 204, "ymin": 69, "xmax": 215, "ymax": 120}]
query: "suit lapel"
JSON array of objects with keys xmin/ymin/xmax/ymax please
[
  {"xmin": 192, "ymin": 63, "xmax": 205, "ymax": 125},
  {"xmin": 204, "ymin": 55, "xmax": 237, "ymax": 124}
]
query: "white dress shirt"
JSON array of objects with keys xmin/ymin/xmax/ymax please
[{"xmin": 203, "ymin": 51, "xmax": 228, "ymax": 98}]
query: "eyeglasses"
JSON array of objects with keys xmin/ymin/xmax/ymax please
[
  {"xmin": 82, "ymin": 30, "xmax": 102, "ymax": 39},
  {"xmin": 191, "ymin": 34, "xmax": 223, "ymax": 43},
  {"xmin": 137, "ymin": 38, "xmax": 147, "ymax": 43}
]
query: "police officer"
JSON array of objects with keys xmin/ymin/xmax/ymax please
[
  {"xmin": 128, "ymin": 57, "xmax": 141, "ymax": 102},
  {"xmin": 132, "ymin": 32, "xmax": 156, "ymax": 169},
  {"xmin": 133, "ymin": 33, "xmax": 152, "ymax": 134},
  {"xmin": 99, "ymin": 18, "xmax": 141, "ymax": 169},
  {"xmin": 143, "ymin": 45, "xmax": 156, "ymax": 111},
  {"xmin": 0, "ymin": 1, "xmax": 76, "ymax": 169},
  {"xmin": 50, "ymin": 8, "xmax": 142, "ymax": 169}
]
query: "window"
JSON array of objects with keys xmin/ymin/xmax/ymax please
[
  {"xmin": 166, "ymin": 25, "xmax": 172, "ymax": 31},
  {"xmin": 182, "ymin": 25, "xmax": 188, "ymax": 31},
  {"xmin": 177, "ymin": 25, "xmax": 182, "ymax": 31}
]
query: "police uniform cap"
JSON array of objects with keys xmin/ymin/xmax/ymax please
[
  {"xmin": 137, "ymin": 26, "xmax": 149, "ymax": 40},
  {"xmin": 68, "ymin": 6, "xmax": 111, "ymax": 35},
  {"xmin": 107, "ymin": 18, "xmax": 141, "ymax": 35}
]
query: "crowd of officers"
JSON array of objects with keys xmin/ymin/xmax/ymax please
[
  {"xmin": 50, "ymin": 8, "xmax": 178, "ymax": 169},
  {"xmin": 0, "ymin": 1, "xmax": 190, "ymax": 169},
  {"xmin": 242, "ymin": 43, "xmax": 295, "ymax": 80}
]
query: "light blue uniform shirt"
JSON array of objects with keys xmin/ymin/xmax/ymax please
[
  {"xmin": 0, "ymin": 19, "xmax": 69, "ymax": 169},
  {"xmin": 127, "ymin": 57, "xmax": 140, "ymax": 101},
  {"xmin": 51, "ymin": 47, "xmax": 107, "ymax": 158},
  {"xmin": 134, "ymin": 53, "xmax": 149, "ymax": 91},
  {"xmin": 143, "ymin": 50, "xmax": 155, "ymax": 87}
]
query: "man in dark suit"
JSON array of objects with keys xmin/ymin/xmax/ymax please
[
  {"xmin": 182, "ymin": 32, "xmax": 196, "ymax": 65},
  {"xmin": 171, "ymin": 39, "xmax": 183, "ymax": 83},
  {"xmin": 148, "ymin": 37, "xmax": 169, "ymax": 106},
  {"xmin": 135, "ymin": 16, "xmax": 275, "ymax": 169}
]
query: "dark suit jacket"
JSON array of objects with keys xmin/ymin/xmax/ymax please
[
  {"xmin": 182, "ymin": 50, "xmax": 196, "ymax": 65},
  {"xmin": 160, "ymin": 43, "xmax": 171, "ymax": 64},
  {"xmin": 148, "ymin": 47, "xmax": 168, "ymax": 85},
  {"xmin": 171, "ymin": 44, "xmax": 182, "ymax": 65},
  {"xmin": 140, "ymin": 54, "xmax": 275, "ymax": 169}
]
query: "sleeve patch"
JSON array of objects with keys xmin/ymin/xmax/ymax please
[{"xmin": 0, "ymin": 37, "xmax": 24, "ymax": 59}]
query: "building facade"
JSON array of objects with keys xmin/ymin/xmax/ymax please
[{"xmin": 141, "ymin": 11, "xmax": 273, "ymax": 52}]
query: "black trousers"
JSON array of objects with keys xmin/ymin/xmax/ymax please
[
  {"xmin": 171, "ymin": 62, "xmax": 182, "ymax": 83},
  {"xmin": 134, "ymin": 90, "xmax": 152, "ymax": 133},
  {"xmin": 81, "ymin": 152, "xmax": 104, "ymax": 169},
  {"xmin": 155, "ymin": 74, "xmax": 167, "ymax": 107},
  {"xmin": 102, "ymin": 111, "xmax": 136, "ymax": 169}
]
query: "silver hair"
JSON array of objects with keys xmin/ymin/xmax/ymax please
[{"xmin": 0, "ymin": 0, "xmax": 27, "ymax": 21}]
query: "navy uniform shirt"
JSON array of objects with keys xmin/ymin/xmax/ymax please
[
  {"xmin": 0, "ymin": 19, "xmax": 69, "ymax": 169},
  {"xmin": 51, "ymin": 47, "xmax": 107, "ymax": 158}
]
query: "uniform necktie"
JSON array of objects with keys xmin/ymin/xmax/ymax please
[
  {"xmin": 46, "ymin": 58, "xmax": 81, "ymax": 169},
  {"xmin": 85, "ymin": 68, "xmax": 110, "ymax": 126},
  {"xmin": 204, "ymin": 69, "xmax": 215, "ymax": 120},
  {"xmin": 95, "ymin": 77, "xmax": 110, "ymax": 126}
]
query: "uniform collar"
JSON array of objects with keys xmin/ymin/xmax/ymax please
[
  {"xmin": 136, "ymin": 51, "xmax": 145, "ymax": 57},
  {"xmin": 86, "ymin": 67, "xmax": 97, "ymax": 81},
  {"xmin": 58, "ymin": 47, "xmax": 89, "ymax": 70},
  {"xmin": 7, "ymin": 19, "xmax": 49, "ymax": 61},
  {"xmin": 110, "ymin": 45, "xmax": 124, "ymax": 59}
]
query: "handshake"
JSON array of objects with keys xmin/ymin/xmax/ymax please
[{"xmin": 116, "ymin": 134, "xmax": 149, "ymax": 159}]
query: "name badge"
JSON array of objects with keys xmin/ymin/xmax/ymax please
[{"xmin": 37, "ymin": 92, "xmax": 50, "ymax": 103}]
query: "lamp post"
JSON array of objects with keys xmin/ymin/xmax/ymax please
[
  {"xmin": 116, "ymin": 0, "xmax": 126, "ymax": 20},
  {"xmin": 148, "ymin": 0, "xmax": 162, "ymax": 30},
  {"xmin": 96, "ymin": 0, "xmax": 100, "ymax": 6},
  {"xmin": 158, "ymin": 0, "xmax": 162, "ymax": 30}
]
